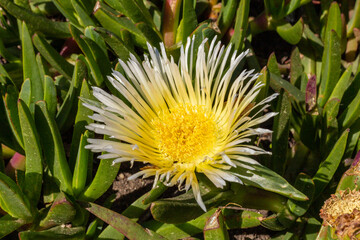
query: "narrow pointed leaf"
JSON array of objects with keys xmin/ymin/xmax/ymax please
[
  {"xmin": 0, "ymin": 172, "xmax": 32, "ymax": 220},
  {"xmin": 18, "ymin": 99, "xmax": 43, "ymax": 206},
  {"xmin": 71, "ymin": 0, "xmax": 95, "ymax": 27},
  {"xmin": 287, "ymin": 173, "xmax": 314, "ymax": 217},
  {"xmin": 19, "ymin": 79, "xmax": 31, "ymax": 107},
  {"xmin": 177, "ymin": 0, "xmax": 197, "ymax": 44},
  {"xmin": 85, "ymin": 202, "xmax": 164, "ymax": 240},
  {"xmin": 271, "ymin": 90, "xmax": 291, "ymax": 175},
  {"xmin": 21, "ymin": 22, "xmax": 43, "ymax": 104},
  {"xmin": 32, "ymin": 33, "xmax": 74, "ymax": 80},
  {"xmin": 4, "ymin": 86, "xmax": 23, "ymax": 148},
  {"xmin": 230, "ymin": 0, "xmax": 250, "ymax": 51},
  {"xmin": 0, "ymin": 0, "xmax": 70, "ymax": 38},
  {"xmin": 217, "ymin": 0, "xmax": 238, "ymax": 35},
  {"xmin": 43, "ymin": 76, "xmax": 57, "ymax": 118},
  {"xmin": 231, "ymin": 160, "xmax": 308, "ymax": 201},
  {"xmin": 318, "ymin": 30, "xmax": 341, "ymax": 107},
  {"xmin": 313, "ymin": 129, "xmax": 349, "ymax": 200},
  {"xmin": 35, "ymin": 101, "xmax": 73, "ymax": 195},
  {"xmin": 270, "ymin": 73, "xmax": 305, "ymax": 102},
  {"xmin": 56, "ymin": 59, "xmax": 85, "ymax": 132},
  {"xmin": 72, "ymin": 131, "xmax": 90, "ymax": 197}
]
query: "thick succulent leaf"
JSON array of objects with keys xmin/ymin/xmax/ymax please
[
  {"xmin": 69, "ymin": 79, "xmax": 93, "ymax": 170},
  {"xmin": 18, "ymin": 99, "xmax": 43, "ymax": 206},
  {"xmin": 21, "ymin": 22, "xmax": 43, "ymax": 105},
  {"xmin": 312, "ymin": 129, "xmax": 349, "ymax": 200},
  {"xmin": 287, "ymin": 173, "xmax": 314, "ymax": 217},
  {"xmin": 4, "ymin": 86, "xmax": 24, "ymax": 149},
  {"xmin": 72, "ymin": 131, "xmax": 90, "ymax": 197},
  {"xmin": 318, "ymin": 30, "xmax": 341, "ymax": 107},
  {"xmin": 19, "ymin": 226, "xmax": 85, "ymax": 240},
  {"xmin": 84, "ymin": 202, "xmax": 165, "ymax": 240},
  {"xmin": 71, "ymin": 0, "xmax": 95, "ymax": 27},
  {"xmin": 217, "ymin": 0, "xmax": 238, "ymax": 35},
  {"xmin": 39, "ymin": 192, "xmax": 76, "ymax": 229},
  {"xmin": 254, "ymin": 67, "xmax": 270, "ymax": 104},
  {"xmin": 19, "ymin": 79, "xmax": 31, "ymax": 107},
  {"xmin": 270, "ymin": 73, "xmax": 305, "ymax": 102},
  {"xmin": 95, "ymin": 28, "xmax": 132, "ymax": 60},
  {"xmin": 0, "ymin": 91, "xmax": 23, "ymax": 154},
  {"xmin": 347, "ymin": 0, "xmax": 360, "ymax": 37},
  {"xmin": 70, "ymin": 25, "xmax": 103, "ymax": 87},
  {"xmin": 56, "ymin": 59, "xmax": 85, "ymax": 132},
  {"xmin": 136, "ymin": 22, "xmax": 162, "ymax": 48},
  {"xmin": 35, "ymin": 101, "xmax": 73, "ymax": 195},
  {"xmin": 271, "ymin": 90, "xmax": 291, "ymax": 175},
  {"xmin": 104, "ymin": 0, "xmax": 156, "ymax": 29},
  {"xmin": 98, "ymin": 182, "xmax": 167, "ymax": 239},
  {"xmin": 43, "ymin": 76, "xmax": 57, "ymax": 118},
  {"xmin": 203, "ymin": 209, "xmax": 229, "ymax": 240},
  {"xmin": 151, "ymin": 190, "xmax": 233, "ymax": 224},
  {"xmin": 260, "ymin": 214, "xmax": 286, "ymax": 231},
  {"xmin": 94, "ymin": 8, "xmax": 147, "ymax": 48},
  {"xmin": 78, "ymin": 149, "xmax": 120, "ymax": 202},
  {"xmin": 0, "ymin": 172, "xmax": 32, "ymax": 220},
  {"xmin": 0, "ymin": 0, "xmax": 70, "ymax": 38},
  {"xmin": 176, "ymin": 0, "xmax": 197, "ymax": 44},
  {"xmin": 0, "ymin": 215, "xmax": 27, "ymax": 239},
  {"xmin": 230, "ymin": 0, "xmax": 250, "ymax": 51},
  {"xmin": 32, "ymin": 33, "xmax": 74, "ymax": 80},
  {"xmin": 231, "ymin": 160, "xmax": 308, "ymax": 201},
  {"xmin": 276, "ymin": 18, "xmax": 303, "ymax": 45}
]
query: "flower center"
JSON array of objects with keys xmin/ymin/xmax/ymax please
[{"xmin": 152, "ymin": 104, "xmax": 217, "ymax": 164}]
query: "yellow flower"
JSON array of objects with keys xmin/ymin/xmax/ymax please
[{"xmin": 84, "ymin": 37, "xmax": 277, "ymax": 211}]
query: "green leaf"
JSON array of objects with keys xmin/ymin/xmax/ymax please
[
  {"xmin": 18, "ymin": 99, "xmax": 43, "ymax": 206},
  {"xmin": 70, "ymin": 25, "xmax": 103, "ymax": 86},
  {"xmin": 19, "ymin": 79, "xmax": 31, "ymax": 107},
  {"xmin": 32, "ymin": 33, "xmax": 74, "ymax": 80},
  {"xmin": 95, "ymin": 28, "xmax": 132, "ymax": 60},
  {"xmin": 4, "ymin": 86, "xmax": 24, "ymax": 149},
  {"xmin": 84, "ymin": 27, "xmax": 108, "ymax": 57},
  {"xmin": 104, "ymin": 0, "xmax": 156, "ymax": 29},
  {"xmin": 0, "ymin": 0, "xmax": 70, "ymax": 38},
  {"xmin": 204, "ymin": 209, "xmax": 229, "ymax": 240},
  {"xmin": 35, "ymin": 101, "xmax": 73, "ymax": 195},
  {"xmin": 78, "ymin": 157, "xmax": 120, "ymax": 202},
  {"xmin": 271, "ymin": 90, "xmax": 291, "ymax": 175},
  {"xmin": 71, "ymin": 0, "xmax": 95, "ymax": 27},
  {"xmin": 347, "ymin": 0, "xmax": 360, "ymax": 37},
  {"xmin": 72, "ymin": 131, "xmax": 90, "ymax": 197},
  {"xmin": 318, "ymin": 30, "xmax": 341, "ymax": 107},
  {"xmin": 0, "ymin": 91, "xmax": 23, "ymax": 154},
  {"xmin": 43, "ymin": 76, "xmax": 57, "ymax": 118},
  {"xmin": 290, "ymin": 47, "xmax": 303, "ymax": 87},
  {"xmin": 217, "ymin": 0, "xmax": 238, "ymax": 36},
  {"xmin": 270, "ymin": 73, "xmax": 305, "ymax": 102},
  {"xmin": 339, "ymin": 75, "xmax": 360, "ymax": 129},
  {"xmin": 84, "ymin": 202, "xmax": 164, "ymax": 240},
  {"xmin": 230, "ymin": 0, "xmax": 250, "ymax": 51},
  {"xmin": 287, "ymin": 173, "xmax": 314, "ymax": 217},
  {"xmin": 231, "ymin": 161, "xmax": 308, "ymax": 201},
  {"xmin": 19, "ymin": 226, "xmax": 85, "ymax": 239},
  {"xmin": 0, "ymin": 172, "xmax": 32, "ymax": 220},
  {"xmin": 94, "ymin": 8, "xmax": 147, "ymax": 48},
  {"xmin": 0, "ymin": 215, "xmax": 27, "ymax": 239},
  {"xmin": 56, "ymin": 59, "xmax": 85, "ymax": 132},
  {"xmin": 69, "ymin": 79, "xmax": 93, "ymax": 170},
  {"xmin": 176, "ymin": 0, "xmax": 197, "ymax": 44},
  {"xmin": 39, "ymin": 192, "xmax": 76, "ymax": 229},
  {"xmin": 276, "ymin": 18, "xmax": 303, "ymax": 45},
  {"xmin": 312, "ymin": 129, "xmax": 349, "ymax": 200},
  {"xmin": 324, "ymin": 2, "xmax": 342, "ymax": 41},
  {"xmin": 260, "ymin": 214, "xmax": 286, "ymax": 231},
  {"xmin": 136, "ymin": 22, "xmax": 162, "ymax": 48},
  {"xmin": 21, "ymin": 22, "xmax": 43, "ymax": 104},
  {"xmin": 254, "ymin": 67, "xmax": 270, "ymax": 104}
]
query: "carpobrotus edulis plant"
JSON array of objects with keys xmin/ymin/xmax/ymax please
[{"xmin": 83, "ymin": 37, "xmax": 278, "ymax": 211}]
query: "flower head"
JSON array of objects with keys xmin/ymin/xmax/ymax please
[{"xmin": 84, "ymin": 37, "xmax": 277, "ymax": 211}]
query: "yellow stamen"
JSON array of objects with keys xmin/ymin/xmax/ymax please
[{"xmin": 152, "ymin": 104, "xmax": 217, "ymax": 165}]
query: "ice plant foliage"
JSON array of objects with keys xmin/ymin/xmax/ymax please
[{"xmin": 84, "ymin": 37, "xmax": 278, "ymax": 211}]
